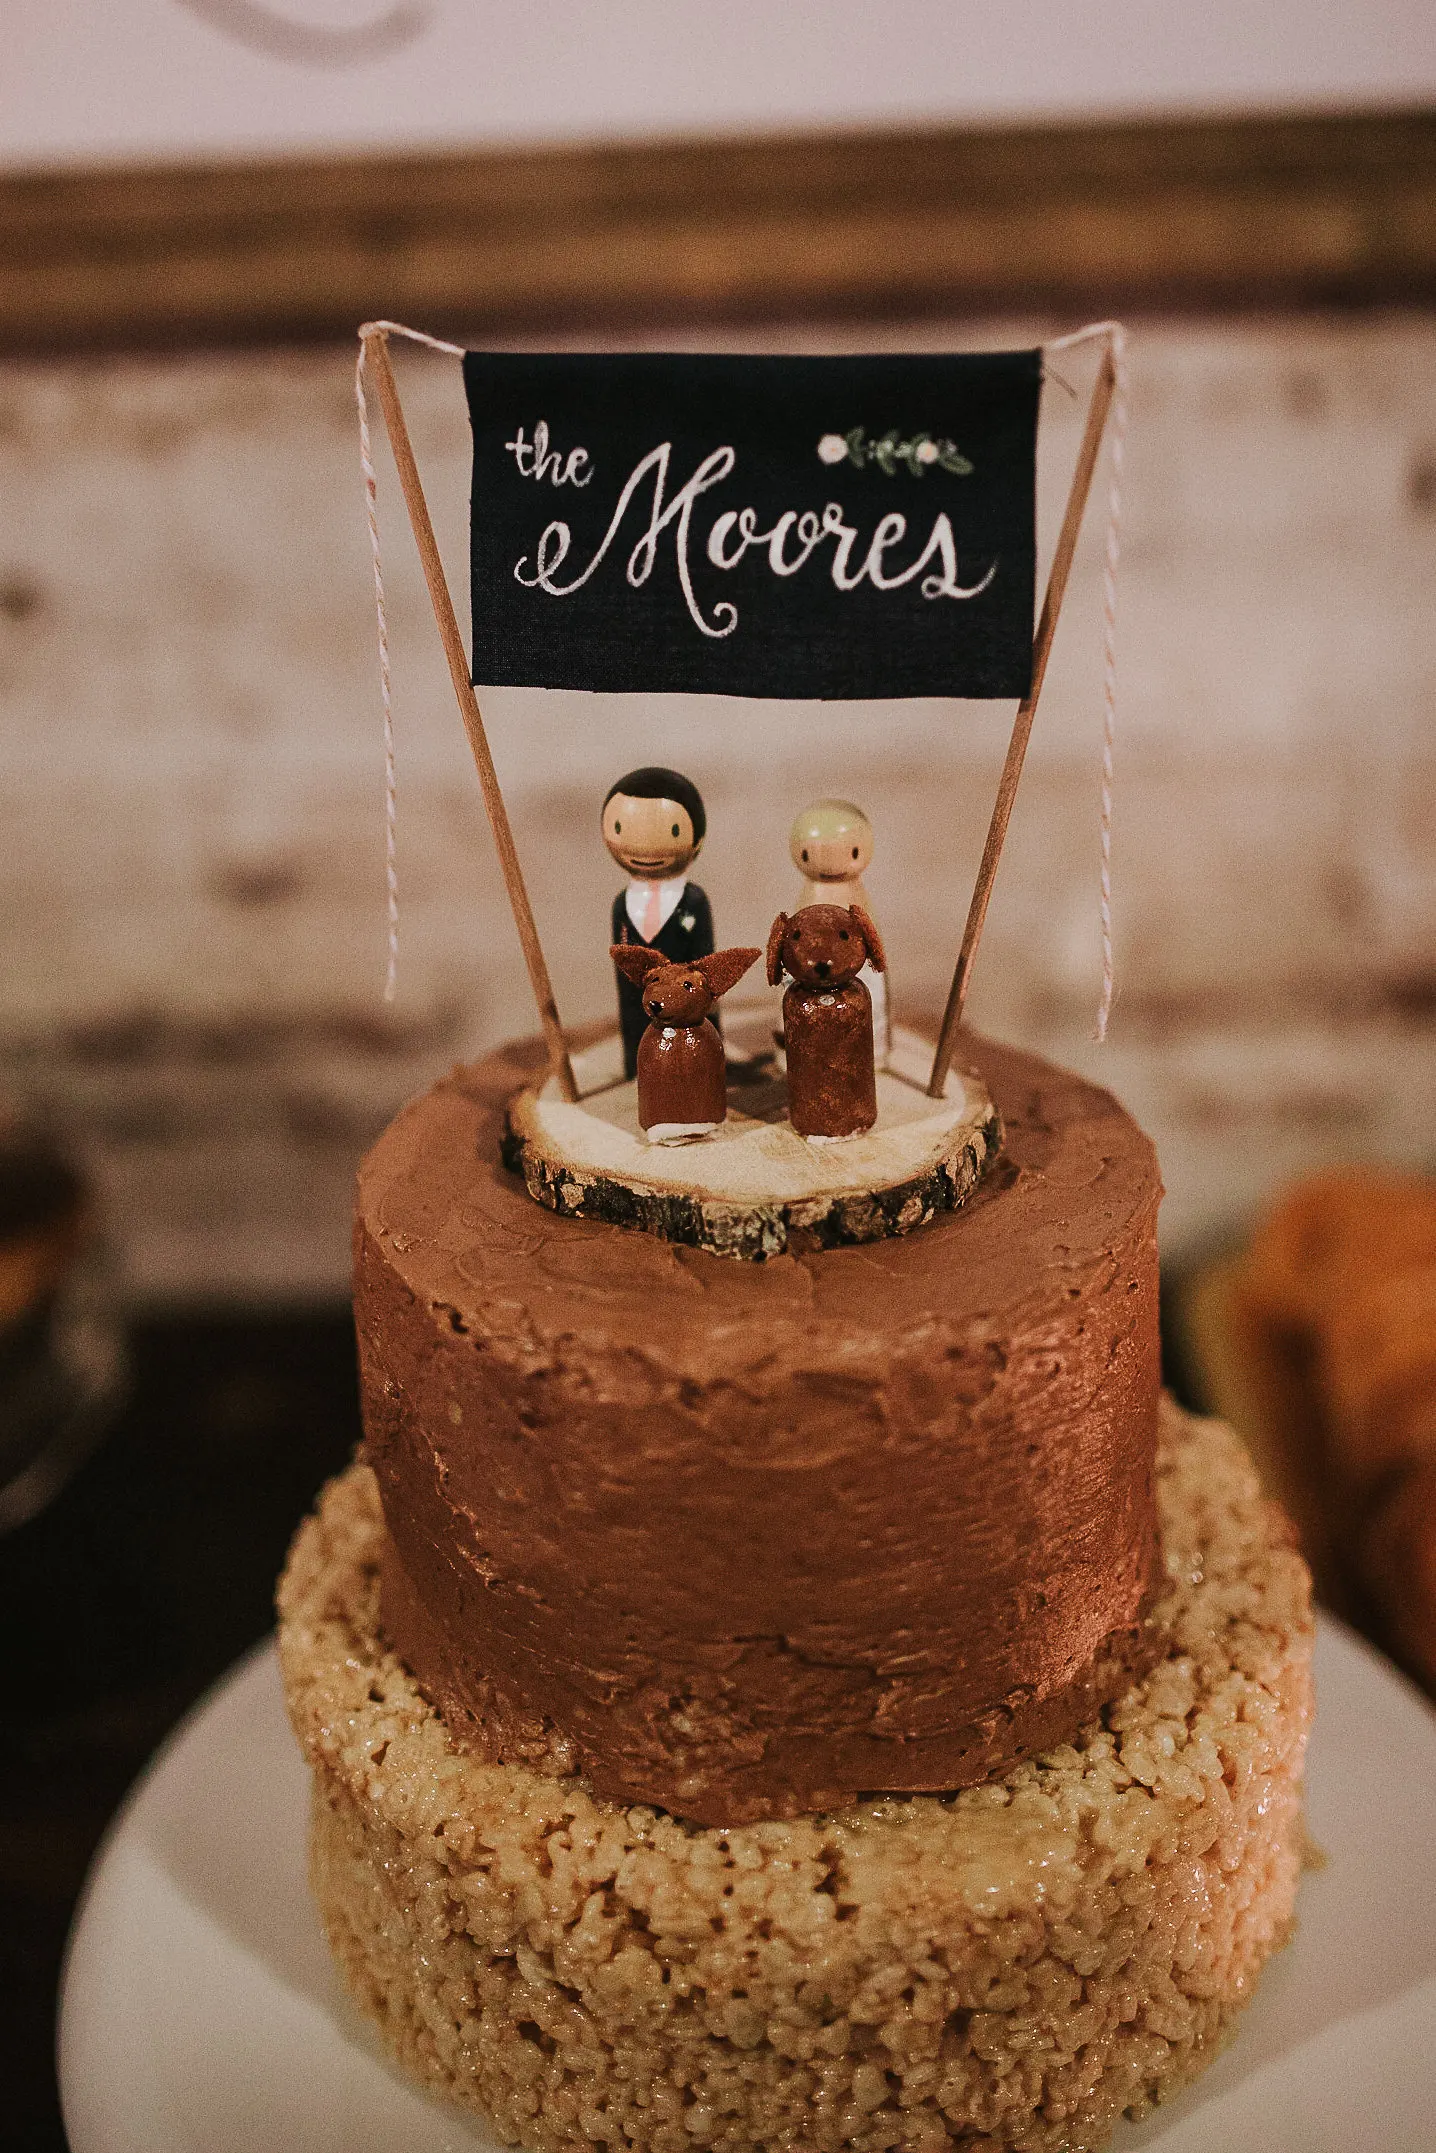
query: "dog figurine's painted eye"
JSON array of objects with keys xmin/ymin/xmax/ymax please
[
  {"xmin": 801, "ymin": 848, "xmax": 809, "ymax": 862},
  {"xmin": 851, "ymin": 846, "xmax": 859, "ymax": 859},
  {"xmin": 671, "ymin": 823, "xmax": 680, "ymax": 837},
  {"xmin": 839, "ymin": 929, "xmax": 849, "ymax": 940},
  {"xmin": 613, "ymin": 820, "xmax": 621, "ymax": 834},
  {"xmin": 790, "ymin": 927, "xmax": 800, "ymax": 941}
]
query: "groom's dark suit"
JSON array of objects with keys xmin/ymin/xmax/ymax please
[{"xmin": 611, "ymin": 882, "xmax": 716, "ymax": 1078}]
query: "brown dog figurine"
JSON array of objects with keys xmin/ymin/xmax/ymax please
[
  {"xmin": 609, "ymin": 944, "xmax": 760, "ymax": 1141},
  {"xmin": 766, "ymin": 904, "xmax": 886, "ymax": 1139}
]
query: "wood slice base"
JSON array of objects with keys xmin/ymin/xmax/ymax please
[{"xmin": 502, "ymin": 1013, "xmax": 1000, "ymax": 1260}]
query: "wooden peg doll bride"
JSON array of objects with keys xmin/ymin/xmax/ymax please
[{"xmin": 789, "ymin": 798, "xmax": 890, "ymax": 1064}]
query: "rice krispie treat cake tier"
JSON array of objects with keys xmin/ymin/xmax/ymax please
[{"xmin": 278, "ymin": 1398, "xmax": 1313, "ymax": 2153}]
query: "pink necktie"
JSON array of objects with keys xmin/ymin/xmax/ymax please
[{"xmin": 635, "ymin": 882, "xmax": 662, "ymax": 941}]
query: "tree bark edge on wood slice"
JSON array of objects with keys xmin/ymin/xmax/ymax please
[{"xmin": 501, "ymin": 1075, "xmax": 1002, "ymax": 1261}]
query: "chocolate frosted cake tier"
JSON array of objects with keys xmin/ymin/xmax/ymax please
[{"xmin": 356, "ymin": 1030, "xmax": 1163, "ymax": 1826}]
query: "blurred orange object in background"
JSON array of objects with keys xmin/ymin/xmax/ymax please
[{"xmin": 1192, "ymin": 1167, "xmax": 1436, "ymax": 1693}]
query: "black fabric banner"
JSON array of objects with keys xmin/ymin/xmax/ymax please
[{"xmin": 464, "ymin": 350, "xmax": 1041, "ymax": 701}]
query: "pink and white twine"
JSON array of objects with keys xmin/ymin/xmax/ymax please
[
  {"xmin": 1049, "ymin": 320, "xmax": 1128, "ymax": 1041},
  {"xmin": 354, "ymin": 320, "xmax": 464, "ymax": 1000}
]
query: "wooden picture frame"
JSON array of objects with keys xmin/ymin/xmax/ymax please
[{"xmin": 3, "ymin": 108, "xmax": 1434, "ymax": 351}]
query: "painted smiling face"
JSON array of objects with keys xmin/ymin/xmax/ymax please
[
  {"xmin": 789, "ymin": 799, "xmax": 874, "ymax": 884},
  {"xmin": 603, "ymin": 792, "xmax": 699, "ymax": 880}
]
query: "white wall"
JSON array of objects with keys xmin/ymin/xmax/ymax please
[
  {"xmin": 3, "ymin": 315, "xmax": 1434, "ymax": 1298},
  {"xmin": 5, "ymin": 0, "xmax": 1436, "ymax": 171}
]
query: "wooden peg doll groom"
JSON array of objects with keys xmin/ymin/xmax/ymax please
[{"xmin": 604, "ymin": 767, "xmax": 717, "ymax": 1078}]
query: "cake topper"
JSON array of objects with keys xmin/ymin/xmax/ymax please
[
  {"xmin": 609, "ymin": 945, "xmax": 760, "ymax": 1142},
  {"xmin": 356, "ymin": 319, "xmax": 1125, "ymax": 1107},
  {"xmin": 603, "ymin": 767, "xmax": 716, "ymax": 1079},
  {"xmin": 766, "ymin": 904, "xmax": 886, "ymax": 1140},
  {"xmin": 790, "ymin": 798, "xmax": 890, "ymax": 1063}
]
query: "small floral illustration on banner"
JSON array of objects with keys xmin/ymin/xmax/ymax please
[{"xmin": 816, "ymin": 428, "xmax": 975, "ymax": 477}]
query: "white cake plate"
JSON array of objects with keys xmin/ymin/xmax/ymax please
[{"xmin": 60, "ymin": 1618, "xmax": 1436, "ymax": 2153}]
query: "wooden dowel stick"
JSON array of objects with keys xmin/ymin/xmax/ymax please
[
  {"xmin": 364, "ymin": 331, "xmax": 579, "ymax": 1102},
  {"xmin": 927, "ymin": 343, "xmax": 1118, "ymax": 1098}
]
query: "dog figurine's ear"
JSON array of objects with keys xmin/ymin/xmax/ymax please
[
  {"xmin": 849, "ymin": 905, "xmax": 886, "ymax": 974},
  {"xmin": 611, "ymin": 943, "xmax": 667, "ymax": 986},
  {"xmin": 697, "ymin": 945, "xmax": 761, "ymax": 1002},
  {"xmin": 765, "ymin": 912, "xmax": 791, "ymax": 987}
]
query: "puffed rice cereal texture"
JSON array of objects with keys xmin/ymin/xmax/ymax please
[{"xmin": 277, "ymin": 1397, "xmax": 1313, "ymax": 2153}]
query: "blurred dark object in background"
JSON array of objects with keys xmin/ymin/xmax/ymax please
[
  {"xmin": 0, "ymin": 1108, "xmax": 127, "ymax": 1535},
  {"xmin": 2, "ymin": 1308, "xmax": 360, "ymax": 2153}
]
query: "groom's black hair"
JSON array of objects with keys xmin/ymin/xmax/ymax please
[{"xmin": 602, "ymin": 767, "xmax": 706, "ymax": 845}]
